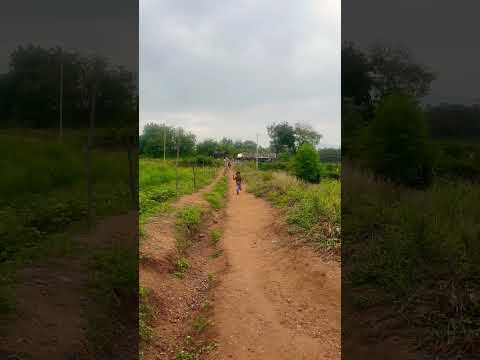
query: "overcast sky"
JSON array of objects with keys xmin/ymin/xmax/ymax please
[
  {"xmin": 1, "ymin": 1, "xmax": 138, "ymax": 73},
  {"xmin": 140, "ymin": 0, "xmax": 340, "ymax": 148},
  {"xmin": 343, "ymin": 0, "xmax": 480, "ymax": 106}
]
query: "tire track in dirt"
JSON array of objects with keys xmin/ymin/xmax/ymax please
[{"xmin": 207, "ymin": 172, "xmax": 341, "ymax": 360}]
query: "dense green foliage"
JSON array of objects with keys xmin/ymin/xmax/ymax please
[
  {"xmin": 367, "ymin": 95, "xmax": 434, "ymax": 186},
  {"xmin": 294, "ymin": 143, "xmax": 322, "ymax": 183},
  {"xmin": 140, "ymin": 124, "xmax": 196, "ymax": 158}
]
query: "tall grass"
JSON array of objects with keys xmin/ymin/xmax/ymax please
[
  {"xmin": 343, "ymin": 164, "xmax": 480, "ymax": 357},
  {"xmin": 241, "ymin": 165, "xmax": 340, "ymax": 248}
]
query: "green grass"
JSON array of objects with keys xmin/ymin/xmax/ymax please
[
  {"xmin": 210, "ymin": 229, "xmax": 222, "ymax": 244},
  {"xmin": 240, "ymin": 165, "xmax": 340, "ymax": 248},
  {"xmin": 86, "ymin": 243, "xmax": 138, "ymax": 356},
  {"xmin": 203, "ymin": 177, "xmax": 228, "ymax": 210},
  {"xmin": 140, "ymin": 159, "xmax": 217, "ymax": 224},
  {"xmin": 343, "ymin": 164, "xmax": 480, "ymax": 357},
  {"xmin": 0, "ymin": 134, "xmax": 135, "ymax": 317},
  {"xmin": 174, "ymin": 257, "xmax": 191, "ymax": 278},
  {"xmin": 175, "ymin": 205, "xmax": 203, "ymax": 253},
  {"xmin": 139, "ymin": 286, "xmax": 154, "ymax": 342}
]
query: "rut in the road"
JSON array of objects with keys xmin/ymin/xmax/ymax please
[{"xmin": 208, "ymin": 173, "xmax": 341, "ymax": 360}]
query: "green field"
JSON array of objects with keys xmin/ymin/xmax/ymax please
[
  {"xmin": 240, "ymin": 163, "xmax": 341, "ymax": 249},
  {"xmin": 139, "ymin": 158, "xmax": 218, "ymax": 224}
]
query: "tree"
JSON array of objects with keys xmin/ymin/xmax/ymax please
[
  {"xmin": 369, "ymin": 44, "xmax": 435, "ymax": 102},
  {"xmin": 294, "ymin": 122, "xmax": 322, "ymax": 147},
  {"xmin": 294, "ymin": 143, "xmax": 321, "ymax": 183},
  {"xmin": 196, "ymin": 139, "xmax": 218, "ymax": 156},
  {"xmin": 267, "ymin": 122, "xmax": 296, "ymax": 155},
  {"xmin": 367, "ymin": 94, "xmax": 434, "ymax": 186},
  {"xmin": 342, "ymin": 42, "xmax": 372, "ymax": 108},
  {"xmin": 140, "ymin": 124, "xmax": 195, "ymax": 158},
  {"xmin": 0, "ymin": 44, "xmax": 136, "ymax": 130}
]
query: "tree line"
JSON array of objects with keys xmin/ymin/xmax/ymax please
[
  {"xmin": 140, "ymin": 121, "xmax": 325, "ymax": 159},
  {"xmin": 342, "ymin": 41, "xmax": 480, "ymax": 185},
  {"xmin": 0, "ymin": 44, "xmax": 137, "ymax": 130}
]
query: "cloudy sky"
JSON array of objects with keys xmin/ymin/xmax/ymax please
[
  {"xmin": 0, "ymin": 1, "xmax": 138, "ymax": 72},
  {"xmin": 140, "ymin": 0, "xmax": 341, "ymax": 148},
  {"xmin": 343, "ymin": 0, "xmax": 480, "ymax": 106}
]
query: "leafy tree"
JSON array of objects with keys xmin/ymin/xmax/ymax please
[
  {"xmin": 342, "ymin": 42, "xmax": 372, "ymax": 108},
  {"xmin": 0, "ymin": 44, "xmax": 137, "ymax": 129},
  {"xmin": 367, "ymin": 94, "xmax": 434, "ymax": 186},
  {"xmin": 294, "ymin": 143, "xmax": 321, "ymax": 183},
  {"xmin": 294, "ymin": 122, "xmax": 322, "ymax": 147},
  {"xmin": 140, "ymin": 124, "xmax": 195, "ymax": 158},
  {"xmin": 369, "ymin": 44, "xmax": 435, "ymax": 102},
  {"xmin": 216, "ymin": 137, "xmax": 234, "ymax": 157},
  {"xmin": 267, "ymin": 122, "xmax": 296, "ymax": 155},
  {"xmin": 196, "ymin": 138, "xmax": 218, "ymax": 156}
]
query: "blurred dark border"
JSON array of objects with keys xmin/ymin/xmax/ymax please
[
  {"xmin": 342, "ymin": 1, "xmax": 480, "ymax": 359},
  {"xmin": 0, "ymin": 1, "xmax": 139, "ymax": 359}
]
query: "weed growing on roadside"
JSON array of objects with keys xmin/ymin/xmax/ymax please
[
  {"xmin": 139, "ymin": 287, "xmax": 154, "ymax": 342},
  {"xmin": 175, "ymin": 205, "xmax": 203, "ymax": 253},
  {"xmin": 210, "ymin": 229, "xmax": 222, "ymax": 244},
  {"xmin": 174, "ymin": 258, "xmax": 191, "ymax": 278},
  {"xmin": 204, "ymin": 177, "xmax": 228, "ymax": 210},
  {"xmin": 192, "ymin": 315, "xmax": 209, "ymax": 334}
]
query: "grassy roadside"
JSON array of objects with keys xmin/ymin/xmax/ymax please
[
  {"xmin": 239, "ymin": 164, "xmax": 341, "ymax": 250},
  {"xmin": 343, "ymin": 164, "xmax": 480, "ymax": 358}
]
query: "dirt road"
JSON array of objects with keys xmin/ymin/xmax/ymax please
[{"xmin": 207, "ymin": 172, "xmax": 340, "ymax": 360}]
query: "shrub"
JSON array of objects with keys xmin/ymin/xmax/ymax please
[
  {"xmin": 367, "ymin": 94, "xmax": 434, "ymax": 186},
  {"xmin": 294, "ymin": 143, "xmax": 321, "ymax": 183}
]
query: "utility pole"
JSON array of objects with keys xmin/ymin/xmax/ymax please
[
  {"xmin": 163, "ymin": 123, "xmax": 166, "ymax": 162},
  {"xmin": 59, "ymin": 50, "xmax": 64, "ymax": 143},
  {"xmin": 256, "ymin": 133, "xmax": 259, "ymax": 170},
  {"xmin": 175, "ymin": 127, "xmax": 180, "ymax": 198}
]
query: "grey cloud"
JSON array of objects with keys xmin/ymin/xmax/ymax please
[{"xmin": 140, "ymin": 0, "xmax": 340, "ymax": 146}]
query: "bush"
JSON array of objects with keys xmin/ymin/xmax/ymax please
[
  {"xmin": 294, "ymin": 143, "xmax": 321, "ymax": 183},
  {"xmin": 367, "ymin": 94, "xmax": 434, "ymax": 186}
]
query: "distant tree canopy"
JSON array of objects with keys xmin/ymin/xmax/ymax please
[
  {"xmin": 140, "ymin": 125, "xmax": 267, "ymax": 159},
  {"xmin": 342, "ymin": 42, "xmax": 372, "ymax": 108},
  {"xmin": 0, "ymin": 44, "xmax": 137, "ymax": 129},
  {"xmin": 369, "ymin": 44, "xmax": 436, "ymax": 102},
  {"xmin": 267, "ymin": 121, "xmax": 321, "ymax": 155},
  {"xmin": 294, "ymin": 122, "xmax": 322, "ymax": 148},
  {"xmin": 341, "ymin": 41, "xmax": 435, "ymax": 121},
  {"xmin": 140, "ymin": 124, "xmax": 196, "ymax": 157}
]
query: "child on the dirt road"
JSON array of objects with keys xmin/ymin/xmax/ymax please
[{"xmin": 233, "ymin": 171, "xmax": 242, "ymax": 195}]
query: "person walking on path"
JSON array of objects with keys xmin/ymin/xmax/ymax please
[{"xmin": 233, "ymin": 170, "xmax": 242, "ymax": 195}]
